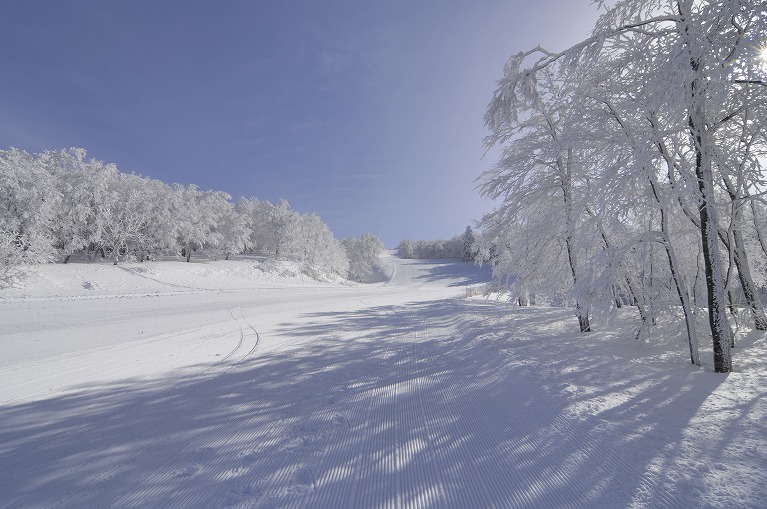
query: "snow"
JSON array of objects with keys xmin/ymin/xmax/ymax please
[{"xmin": 1, "ymin": 252, "xmax": 765, "ymax": 508}]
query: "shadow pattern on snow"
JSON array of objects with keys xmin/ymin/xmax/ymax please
[
  {"xmin": 400, "ymin": 258, "xmax": 493, "ymax": 288},
  {"xmin": 1, "ymin": 299, "xmax": 761, "ymax": 508}
]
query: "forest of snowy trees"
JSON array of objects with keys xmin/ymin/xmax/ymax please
[
  {"xmin": 477, "ymin": 0, "xmax": 767, "ymax": 372},
  {"xmin": 0, "ymin": 147, "xmax": 383, "ymax": 281}
]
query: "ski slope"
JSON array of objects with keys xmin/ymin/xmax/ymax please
[{"xmin": 1, "ymin": 253, "xmax": 765, "ymax": 508}]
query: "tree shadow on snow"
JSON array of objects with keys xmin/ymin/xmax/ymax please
[
  {"xmin": 400, "ymin": 259, "xmax": 493, "ymax": 288},
  {"xmin": 0, "ymin": 299, "xmax": 760, "ymax": 508}
]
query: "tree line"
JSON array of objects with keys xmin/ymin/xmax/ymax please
[
  {"xmin": 478, "ymin": 0, "xmax": 767, "ymax": 372},
  {"xmin": 398, "ymin": 226, "xmax": 481, "ymax": 262},
  {"xmin": 0, "ymin": 147, "xmax": 383, "ymax": 281}
]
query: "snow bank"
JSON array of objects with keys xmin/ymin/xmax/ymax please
[{"xmin": 0, "ymin": 256, "xmax": 338, "ymax": 301}]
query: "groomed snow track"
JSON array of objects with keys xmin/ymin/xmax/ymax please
[{"xmin": 2, "ymin": 255, "xmax": 760, "ymax": 508}]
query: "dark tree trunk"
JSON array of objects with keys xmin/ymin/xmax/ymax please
[
  {"xmin": 693, "ymin": 131, "xmax": 732, "ymax": 371},
  {"xmin": 680, "ymin": 6, "xmax": 732, "ymax": 372}
]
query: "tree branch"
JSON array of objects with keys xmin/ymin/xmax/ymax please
[{"xmin": 734, "ymin": 79, "xmax": 767, "ymax": 86}]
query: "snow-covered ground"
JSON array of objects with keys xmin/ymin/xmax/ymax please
[{"xmin": 1, "ymin": 253, "xmax": 765, "ymax": 508}]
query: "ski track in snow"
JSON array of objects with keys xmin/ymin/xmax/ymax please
[
  {"xmin": 1, "ymin": 303, "xmax": 263, "ymax": 509},
  {"xmin": 1, "ymin": 254, "xmax": 766, "ymax": 508}
]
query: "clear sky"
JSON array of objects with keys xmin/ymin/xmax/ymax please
[{"xmin": 0, "ymin": 1, "xmax": 599, "ymax": 247}]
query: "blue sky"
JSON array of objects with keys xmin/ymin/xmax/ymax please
[{"xmin": 0, "ymin": 1, "xmax": 599, "ymax": 246}]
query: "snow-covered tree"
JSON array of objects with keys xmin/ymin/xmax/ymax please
[
  {"xmin": 99, "ymin": 172, "xmax": 160, "ymax": 264},
  {"xmin": 298, "ymin": 214, "xmax": 350, "ymax": 276},
  {"xmin": 397, "ymin": 239, "xmax": 415, "ymax": 259},
  {"xmin": 213, "ymin": 200, "xmax": 251, "ymax": 260},
  {"xmin": 40, "ymin": 148, "xmax": 92, "ymax": 262},
  {"xmin": 140, "ymin": 177, "xmax": 177, "ymax": 259},
  {"xmin": 481, "ymin": 0, "xmax": 767, "ymax": 372},
  {"xmin": 264, "ymin": 199, "xmax": 298, "ymax": 257},
  {"xmin": 483, "ymin": 50, "xmax": 595, "ymax": 332},
  {"xmin": 0, "ymin": 148, "xmax": 59, "ymax": 269},
  {"xmin": 172, "ymin": 185, "xmax": 231, "ymax": 262},
  {"xmin": 460, "ymin": 226, "xmax": 479, "ymax": 262},
  {"xmin": 344, "ymin": 233, "xmax": 385, "ymax": 281}
]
